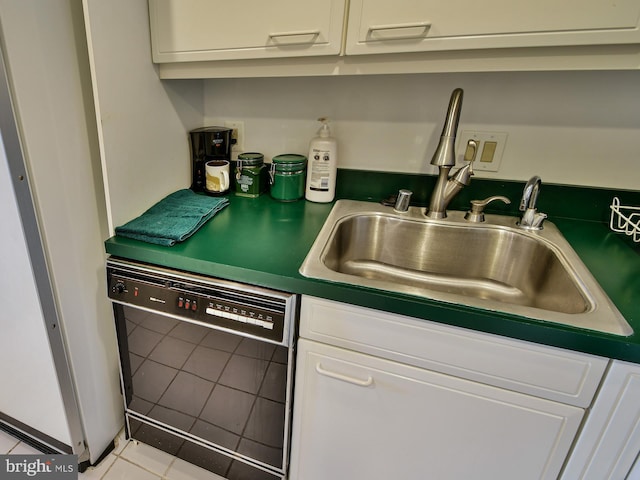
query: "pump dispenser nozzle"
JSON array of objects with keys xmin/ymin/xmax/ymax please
[{"xmin": 317, "ymin": 117, "xmax": 331, "ymax": 137}]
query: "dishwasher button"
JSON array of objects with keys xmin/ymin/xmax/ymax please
[{"xmin": 255, "ymin": 320, "xmax": 273, "ymax": 329}]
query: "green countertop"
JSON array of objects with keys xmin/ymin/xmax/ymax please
[{"xmin": 105, "ymin": 184, "xmax": 640, "ymax": 363}]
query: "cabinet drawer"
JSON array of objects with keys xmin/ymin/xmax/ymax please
[{"xmin": 300, "ymin": 296, "xmax": 608, "ymax": 407}]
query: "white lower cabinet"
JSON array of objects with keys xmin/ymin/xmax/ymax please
[
  {"xmin": 561, "ymin": 360, "xmax": 640, "ymax": 479},
  {"xmin": 629, "ymin": 455, "xmax": 640, "ymax": 480},
  {"xmin": 290, "ymin": 339, "xmax": 582, "ymax": 480},
  {"xmin": 289, "ymin": 296, "xmax": 608, "ymax": 480}
]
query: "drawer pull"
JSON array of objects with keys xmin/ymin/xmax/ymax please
[
  {"xmin": 367, "ymin": 22, "xmax": 431, "ymax": 41},
  {"xmin": 268, "ymin": 30, "xmax": 321, "ymax": 45},
  {"xmin": 316, "ymin": 363, "xmax": 374, "ymax": 387}
]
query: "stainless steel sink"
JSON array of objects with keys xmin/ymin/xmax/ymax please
[{"xmin": 300, "ymin": 200, "xmax": 632, "ymax": 336}]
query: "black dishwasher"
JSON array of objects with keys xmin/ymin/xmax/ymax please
[{"xmin": 107, "ymin": 257, "xmax": 298, "ymax": 480}]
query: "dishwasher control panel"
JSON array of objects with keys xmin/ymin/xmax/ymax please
[{"xmin": 107, "ymin": 258, "xmax": 296, "ymax": 345}]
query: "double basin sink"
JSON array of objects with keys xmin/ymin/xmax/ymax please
[{"xmin": 300, "ymin": 200, "xmax": 632, "ymax": 336}]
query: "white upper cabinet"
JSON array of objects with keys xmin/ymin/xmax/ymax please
[
  {"xmin": 149, "ymin": 0, "xmax": 347, "ymax": 62},
  {"xmin": 150, "ymin": 0, "xmax": 640, "ymax": 76},
  {"xmin": 345, "ymin": 0, "xmax": 640, "ymax": 55}
]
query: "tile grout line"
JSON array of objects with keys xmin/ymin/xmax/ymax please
[
  {"xmin": 96, "ymin": 452, "xmax": 118, "ymax": 480},
  {"xmin": 111, "ymin": 454, "xmax": 164, "ymax": 479},
  {"xmin": 161, "ymin": 455, "xmax": 178, "ymax": 479},
  {"xmin": 102, "ymin": 439, "xmax": 167, "ymax": 480},
  {"xmin": 5, "ymin": 441, "xmax": 20, "ymax": 454}
]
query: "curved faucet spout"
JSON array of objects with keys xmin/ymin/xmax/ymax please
[
  {"xmin": 430, "ymin": 88, "xmax": 464, "ymax": 168},
  {"xmin": 519, "ymin": 175, "xmax": 541, "ymax": 211},
  {"xmin": 518, "ymin": 175, "xmax": 547, "ymax": 230}
]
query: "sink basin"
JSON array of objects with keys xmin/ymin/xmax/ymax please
[{"xmin": 300, "ymin": 200, "xmax": 632, "ymax": 336}]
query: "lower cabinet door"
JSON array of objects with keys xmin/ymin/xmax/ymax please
[
  {"xmin": 561, "ymin": 359, "xmax": 640, "ymax": 479},
  {"xmin": 289, "ymin": 339, "xmax": 584, "ymax": 480}
]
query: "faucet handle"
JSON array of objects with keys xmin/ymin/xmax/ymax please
[
  {"xmin": 519, "ymin": 209, "xmax": 547, "ymax": 230},
  {"xmin": 464, "ymin": 195, "xmax": 511, "ymax": 223}
]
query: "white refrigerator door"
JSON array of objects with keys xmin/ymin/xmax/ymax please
[{"xmin": 0, "ymin": 129, "xmax": 72, "ymax": 447}]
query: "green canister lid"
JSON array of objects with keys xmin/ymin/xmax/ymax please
[
  {"xmin": 272, "ymin": 153, "xmax": 307, "ymax": 172},
  {"xmin": 237, "ymin": 152, "xmax": 264, "ymax": 166}
]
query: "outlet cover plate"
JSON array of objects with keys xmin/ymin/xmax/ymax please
[
  {"xmin": 224, "ymin": 120, "xmax": 245, "ymax": 153},
  {"xmin": 457, "ymin": 131, "xmax": 508, "ymax": 172}
]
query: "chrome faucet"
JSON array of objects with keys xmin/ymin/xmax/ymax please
[
  {"xmin": 426, "ymin": 88, "xmax": 474, "ymax": 219},
  {"xmin": 518, "ymin": 175, "xmax": 547, "ymax": 230}
]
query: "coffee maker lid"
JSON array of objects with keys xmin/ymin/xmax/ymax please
[{"xmin": 190, "ymin": 126, "xmax": 232, "ymax": 133}]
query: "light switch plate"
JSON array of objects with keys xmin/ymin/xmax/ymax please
[{"xmin": 457, "ymin": 131, "xmax": 508, "ymax": 172}]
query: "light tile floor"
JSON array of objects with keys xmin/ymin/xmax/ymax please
[{"xmin": 0, "ymin": 428, "xmax": 226, "ymax": 480}]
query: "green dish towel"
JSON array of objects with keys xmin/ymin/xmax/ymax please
[{"xmin": 115, "ymin": 189, "xmax": 229, "ymax": 246}]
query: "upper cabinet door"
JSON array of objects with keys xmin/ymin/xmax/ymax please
[
  {"xmin": 149, "ymin": 0, "xmax": 348, "ymax": 62},
  {"xmin": 345, "ymin": 0, "xmax": 640, "ymax": 55}
]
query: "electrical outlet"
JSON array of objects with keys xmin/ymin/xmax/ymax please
[
  {"xmin": 457, "ymin": 131, "xmax": 508, "ymax": 172},
  {"xmin": 224, "ymin": 120, "xmax": 245, "ymax": 152}
]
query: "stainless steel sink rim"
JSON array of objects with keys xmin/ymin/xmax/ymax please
[{"xmin": 300, "ymin": 200, "xmax": 633, "ymax": 336}]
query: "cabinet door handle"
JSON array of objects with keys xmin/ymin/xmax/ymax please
[
  {"xmin": 316, "ymin": 363, "xmax": 374, "ymax": 387},
  {"xmin": 367, "ymin": 22, "xmax": 431, "ymax": 41},
  {"xmin": 268, "ymin": 30, "xmax": 321, "ymax": 45}
]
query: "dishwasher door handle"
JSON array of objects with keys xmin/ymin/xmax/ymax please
[{"xmin": 316, "ymin": 363, "xmax": 374, "ymax": 387}]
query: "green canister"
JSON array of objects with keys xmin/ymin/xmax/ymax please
[
  {"xmin": 235, "ymin": 152, "xmax": 267, "ymax": 197},
  {"xmin": 270, "ymin": 154, "xmax": 307, "ymax": 202}
]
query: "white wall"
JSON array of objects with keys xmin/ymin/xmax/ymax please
[
  {"xmin": 84, "ymin": 0, "xmax": 204, "ymax": 231},
  {"xmin": 84, "ymin": 0, "xmax": 639, "ymax": 232},
  {"xmin": 203, "ymin": 70, "xmax": 640, "ymax": 190}
]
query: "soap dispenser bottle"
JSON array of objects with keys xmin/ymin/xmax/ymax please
[{"xmin": 305, "ymin": 117, "xmax": 337, "ymax": 203}]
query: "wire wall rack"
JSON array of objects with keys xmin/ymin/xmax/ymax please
[{"xmin": 610, "ymin": 197, "xmax": 640, "ymax": 243}]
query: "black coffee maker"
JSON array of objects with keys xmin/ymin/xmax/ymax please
[{"xmin": 189, "ymin": 126, "xmax": 234, "ymax": 192}]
